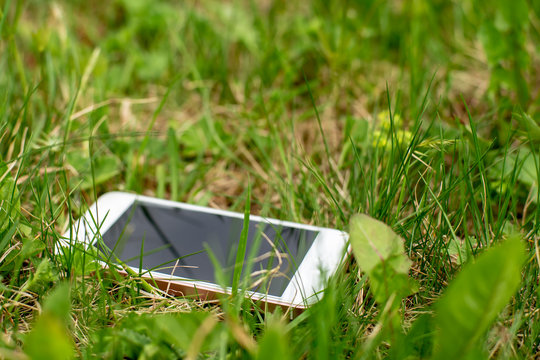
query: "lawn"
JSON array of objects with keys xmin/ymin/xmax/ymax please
[{"xmin": 1, "ymin": 0, "xmax": 540, "ymax": 358}]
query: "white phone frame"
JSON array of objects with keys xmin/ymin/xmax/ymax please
[{"xmin": 61, "ymin": 192, "xmax": 349, "ymax": 309}]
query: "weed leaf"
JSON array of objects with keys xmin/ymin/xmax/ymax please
[
  {"xmin": 433, "ymin": 235, "xmax": 526, "ymax": 359},
  {"xmin": 349, "ymin": 214, "xmax": 417, "ymax": 305}
]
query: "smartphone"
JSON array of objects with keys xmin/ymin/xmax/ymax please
[{"xmin": 62, "ymin": 192, "xmax": 348, "ymax": 309}]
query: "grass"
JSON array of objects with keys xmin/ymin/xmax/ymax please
[{"xmin": 1, "ymin": 0, "xmax": 540, "ymax": 358}]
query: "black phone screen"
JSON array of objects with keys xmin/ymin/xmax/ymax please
[{"xmin": 100, "ymin": 201, "xmax": 318, "ymax": 297}]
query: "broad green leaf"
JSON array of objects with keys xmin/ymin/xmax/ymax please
[
  {"xmin": 433, "ymin": 236, "xmax": 526, "ymax": 359},
  {"xmin": 349, "ymin": 215, "xmax": 418, "ymax": 355},
  {"xmin": 349, "ymin": 214, "xmax": 418, "ymax": 306},
  {"xmin": 0, "ymin": 161, "xmax": 20, "ymax": 233},
  {"xmin": 349, "ymin": 214, "xmax": 411, "ymax": 274}
]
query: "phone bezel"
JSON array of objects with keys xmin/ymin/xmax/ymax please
[{"xmin": 61, "ymin": 192, "xmax": 349, "ymax": 308}]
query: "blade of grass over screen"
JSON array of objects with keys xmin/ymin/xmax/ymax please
[
  {"xmin": 232, "ymin": 183, "xmax": 251, "ymax": 298},
  {"xmin": 167, "ymin": 127, "xmax": 180, "ymax": 201},
  {"xmin": 138, "ymin": 235, "xmax": 145, "ymax": 295},
  {"xmin": 241, "ymin": 222, "xmax": 266, "ymax": 299}
]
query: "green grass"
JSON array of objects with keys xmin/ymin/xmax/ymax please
[{"xmin": 1, "ymin": 0, "xmax": 540, "ymax": 358}]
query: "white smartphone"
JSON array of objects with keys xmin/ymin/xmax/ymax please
[{"xmin": 62, "ymin": 192, "xmax": 348, "ymax": 309}]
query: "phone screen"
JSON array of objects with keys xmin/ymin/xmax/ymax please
[{"xmin": 99, "ymin": 201, "xmax": 318, "ymax": 297}]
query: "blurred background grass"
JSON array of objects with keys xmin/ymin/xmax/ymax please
[
  {"xmin": 2, "ymin": 0, "xmax": 538, "ymax": 217},
  {"xmin": 2, "ymin": 0, "xmax": 539, "ymax": 215},
  {"xmin": 2, "ymin": 0, "xmax": 539, "ymax": 210}
]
